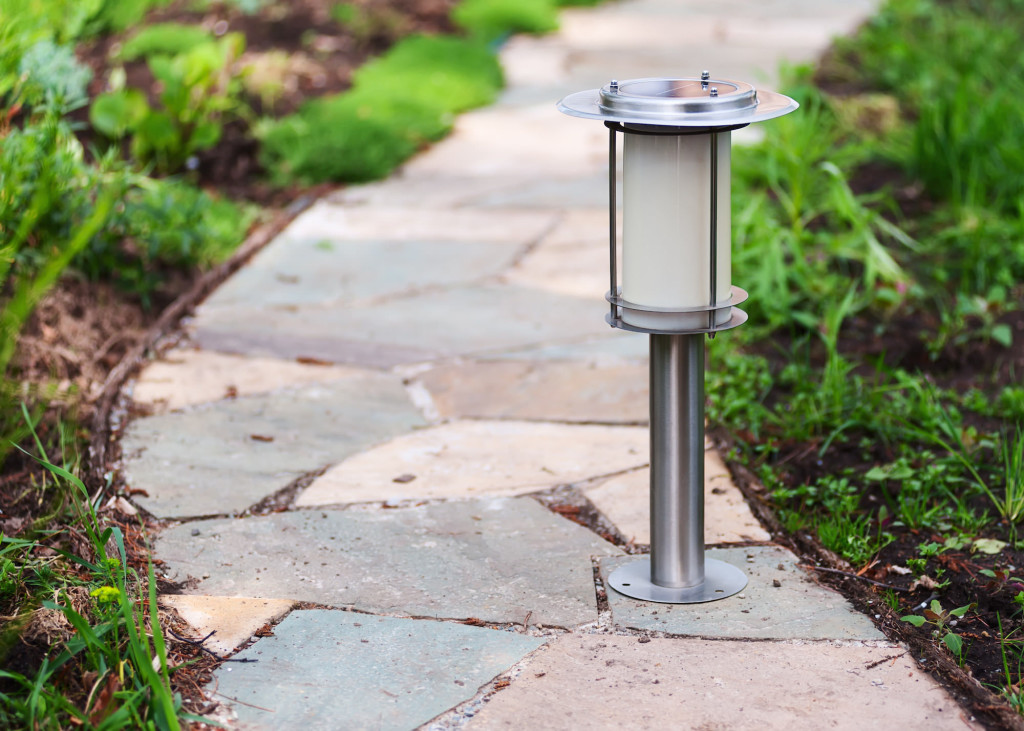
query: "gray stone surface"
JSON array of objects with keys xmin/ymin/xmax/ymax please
[
  {"xmin": 467, "ymin": 634, "xmax": 977, "ymax": 731},
  {"xmin": 193, "ymin": 284, "xmax": 609, "ymax": 367},
  {"xmin": 602, "ymin": 545, "xmax": 884, "ymax": 640},
  {"xmin": 282, "ymin": 203, "xmax": 558, "ymax": 244},
  {"xmin": 203, "ymin": 238, "xmax": 524, "ymax": 309},
  {"xmin": 483, "ymin": 334, "xmax": 648, "ymax": 363},
  {"xmin": 156, "ymin": 497, "xmax": 622, "ymax": 627},
  {"xmin": 122, "ymin": 375, "xmax": 424, "ymax": 518},
  {"xmin": 215, "ymin": 611, "xmax": 545, "ymax": 731}
]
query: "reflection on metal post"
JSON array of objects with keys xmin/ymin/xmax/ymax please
[{"xmin": 649, "ymin": 333, "xmax": 704, "ymax": 589}]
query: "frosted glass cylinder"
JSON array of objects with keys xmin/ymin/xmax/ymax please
[{"xmin": 620, "ymin": 130, "xmax": 731, "ymax": 331}]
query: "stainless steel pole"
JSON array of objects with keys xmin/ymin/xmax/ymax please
[{"xmin": 649, "ymin": 332, "xmax": 705, "ymax": 588}]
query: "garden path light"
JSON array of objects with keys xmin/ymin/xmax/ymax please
[{"xmin": 558, "ymin": 74, "xmax": 797, "ymax": 603}]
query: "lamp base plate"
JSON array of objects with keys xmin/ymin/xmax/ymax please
[{"xmin": 607, "ymin": 556, "xmax": 747, "ymax": 604}]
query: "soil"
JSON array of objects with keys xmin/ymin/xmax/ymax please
[
  {"xmin": 73, "ymin": 0, "xmax": 458, "ymax": 205},
  {"xmin": 722, "ymin": 151, "xmax": 1024, "ymax": 724}
]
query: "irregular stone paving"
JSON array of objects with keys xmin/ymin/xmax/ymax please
[
  {"xmin": 118, "ymin": 0, "xmax": 978, "ymax": 727},
  {"xmin": 157, "ymin": 497, "xmax": 621, "ymax": 627}
]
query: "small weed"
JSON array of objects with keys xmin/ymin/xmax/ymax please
[{"xmin": 902, "ymin": 599, "xmax": 975, "ymax": 659}]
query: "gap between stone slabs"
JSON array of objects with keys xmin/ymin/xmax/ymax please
[
  {"xmin": 155, "ymin": 496, "xmax": 622, "ymax": 628},
  {"xmin": 120, "ymin": 373, "xmax": 426, "ymax": 519},
  {"xmin": 583, "ymin": 450, "xmax": 770, "ymax": 545}
]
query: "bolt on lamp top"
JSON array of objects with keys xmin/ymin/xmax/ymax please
[{"xmin": 558, "ymin": 73, "xmax": 798, "ymax": 128}]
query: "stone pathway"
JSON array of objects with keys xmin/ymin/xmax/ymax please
[{"xmin": 118, "ymin": 0, "xmax": 981, "ymax": 727}]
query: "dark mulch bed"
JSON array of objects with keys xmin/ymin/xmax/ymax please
[{"xmin": 73, "ymin": 0, "xmax": 457, "ymax": 205}]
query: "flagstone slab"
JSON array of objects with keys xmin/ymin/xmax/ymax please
[
  {"xmin": 193, "ymin": 284, "xmax": 609, "ymax": 367},
  {"xmin": 466, "ymin": 634, "xmax": 975, "ymax": 731},
  {"xmin": 283, "ymin": 203, "xmax": 558, "ymax": 244},
  {"xmin": 415, "ymin": 360, "xmax": 648, "ymax": 424},
  {"xmin": 403, "ymin": 104, "xmax": 607, "ymax": 179},
  {"xmin": 203, "ymin": 238, "xmax": 525, "ymax": 309},
  {"xmin": 192, "ymin": 326, "xmax": 440, "ymax": 370},
  {"xmin": 156, "ymin": 497, "xmax": 622, "ymax": 627},
  {"xmin": 296, "ymin": 421, "xmax": 647, "ymax": 506},
  {"xmin": 602, "ymin": 545, "xmax": 883, "ymax": 640},
  {"xmin": 160, "ymin": 595, "xmax": 296, "ymax": 655},
  {"xmin": 331, "ymin": 174, "xmax": 544, "ymax": 209},
  {"xmin": 503, "ymin": 234, "xmax": 610, "ymax": 300},
  {"xmin": 485, "ymin": 334, "xmax": 648, "ymax": 363},
  {"xmin": 214, "ymin": 611, "xmax": 546, "ymax": 731},
  {"xmin": 132, "ymin": 349, "xmax": 360, "ymax": 413},
  {"xmin": 471, "ymin": 174, "xmax": 609, "ymax": 210},
  {"xmin": 584, "ymin": 451, "xmax": 770, "ymax": 544},
  {"xmin": 121, "ymin": 375, "xmax": 425, "ymax": 518}
]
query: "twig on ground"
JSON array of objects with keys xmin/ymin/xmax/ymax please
[
  {"xmin": 798, "ymin": 564, "xmax": 909, "ymax": 592},
  {"xmin": 169, "ymin": 628, "xmax": 258, "ymax": 663}
]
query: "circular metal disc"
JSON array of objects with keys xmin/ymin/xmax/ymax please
[
  {"xmin": 558, "ymin": 76, "xmax": 798, "ymax": 128},
  {"xmin": 607, "ymin": 556, "xmax": 747, "ymax": 604}
]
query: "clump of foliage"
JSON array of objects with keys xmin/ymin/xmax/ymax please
[
  {"xmin": 2, "ymin": 4, "xmax": 253, "ymax": 464},
  {"xmin": 91, "ymin": 33, "xmax": 249, "ymax": 173},
  {"xmin": 116, "ymin": 22, "xmax": 215, "ymax": 61},
  {"xmin": 260, "ymin": 34, "xmax": 502, "ymax": 183},
  {"xmin": 453, "ymin": 0, "xmax": 560, "ymax": 40},
  {"xmin": 707, "ymin": 0, "xmax": 1024, "ymax": 688},
  {"xmin": 0, "ymin": 414, "xmax": 190, "ymax": 728}
]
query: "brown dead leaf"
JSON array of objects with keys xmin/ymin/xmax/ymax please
[
  {"xmin": 460, "ymin": 617, "xmax": 486, "ymax": 626},
  {"xmin": 910, "ymin": 575, "xmax": 942, "ymax": 591},
  {"xmin": 89, "ymin": 674, "xmax": 120, "ymax": 725},
  {"xmin": 250, "ymin": 434, "xmax": 275, "ymax": 442}
]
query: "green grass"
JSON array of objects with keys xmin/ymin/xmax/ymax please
[
  {"xmin": 0, "ymin": 410, "xmax": 192, "ymax": 729},
  {"xmin": 713, "ymin": 0, "xmax": 1024, "ymax": 581},
  {"xmin": 260, "ymin": 34, "xmax": 502, "ymax": 183}
]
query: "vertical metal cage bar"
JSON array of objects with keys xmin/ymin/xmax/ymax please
[
  {"xmin": 708, "ymin": 132, "xmax": 719, "ymax": 332},
  {"xmin": 608, "ymin": 124, "xmax": 618, "ymax": 321}
]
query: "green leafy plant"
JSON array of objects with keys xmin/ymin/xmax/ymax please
[
  {"xmin": 91, "ymin": 33, "xmax": 248, "ymax": 172},
  {"xmin": 979, "ymin": 568, "xmax": 1024, "ymax": 595},
  {"xmin": 116, "ymin": 22, "xmax": 214, "ymax": 62},
  {"xmin": 902, "ymin": 599, "xmax": 975, "ymax": 658}
]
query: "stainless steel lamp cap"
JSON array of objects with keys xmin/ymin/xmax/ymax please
[{"xmin": 558, "ymin": 76, "xmax": 798, "ymax": 128}]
